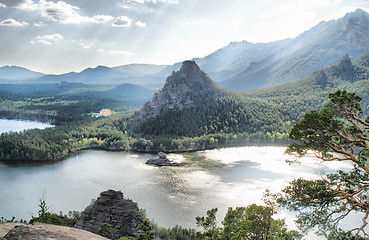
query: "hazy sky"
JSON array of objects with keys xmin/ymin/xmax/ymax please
[{"xmin": 0, "ymin": 0, "xmax": 368, "ymax": 74}]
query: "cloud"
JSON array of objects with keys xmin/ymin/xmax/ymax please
[
  {"xmin": 112, "ymin": 16, "xmax": 132, "ymax": 27},
  {"xmin": 38, "ymin": 0, "xmax": 114, "ymax": 24},
  {"xmin": 108, "ymin": 50, "xmax": 133, "ymax": 56},
  {"xmin": 92, "ymin": 15, "xmax": 114, "ymax": 23},
  {"xmin": 78, "ymin": 41, "xmax": 93, "ymax": 49},
  {"xmin": 0, "ymin": 0, "xmax": 37, "ymax": 10},
  {"xmin": 1, "ymin": 0, "xmax": 114, "ymax": 25},
  {"xmin": 38, "ymin": 0, "xmax": 86, "ymax": 24},
  {"xmin": 37, "ymin": 39, "xmax": 52, "ymax": 45},
  {"xmin": 135, "ymin": 21, "xmax": 147, "ymax": 27},
  {"xmin": 35, "ymin": 34, "xmax": 63, "ymax": 45},
  {"xmin": 120, "ymin": 0, "xmax": 177, "ymax": 9},
  {"xmin": 33, "ymin": 22, "xmax": 45, "ymax": 27},
  {"xmin": 123, "ymin": 0, "xmax": 178, "ymax": 4},
  {"xmin": 0, "ymin": 18, "xmax": 29, "ymax": 27},
  {"xmin": 37, "ymin": 33, "xmax": 64, "ymax": 41}
]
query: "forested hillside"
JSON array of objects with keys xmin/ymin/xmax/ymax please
[
  {"xmin": 129, "ymin": 61, "xmax": 289, "ymax": 138},
  {"xmin": 244, "ymin": 52, "xmax": 369, "ymax": 125}
]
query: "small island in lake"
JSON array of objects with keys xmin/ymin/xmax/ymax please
[{"xmin": 146, "ymin": 152, "xmax": 179, "ymax": 167}]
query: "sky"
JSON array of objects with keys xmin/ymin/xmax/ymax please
[{"xmin": 0, "ymin": 0, "xmax": 369, "ymax": 74}]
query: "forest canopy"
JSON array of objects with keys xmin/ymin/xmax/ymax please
[{"xmin": 279, "ymin": 90, "xmax": 369, "ymax": 238}]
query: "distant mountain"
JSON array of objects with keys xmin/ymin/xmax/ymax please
[
  {"xmin": 37, "ymin": 64, "xmax": 168, "ymax": 85},
  {"xmin": 130, "ymin": 61, "xmax": 286, "ymax": 137},
  {"xmin": 104, "ymin": 83, "xmax": 156, "ymax": 100},
  {"xmin": 194, "ymin": 39, "xmax": 293, "ymax": 83},
  {"xmin": 0, "ymin": 80, "xmax": 155, "ymax": 102},
  {"xmin": 0, "ymin": 65, "xmax": 44, "ymax": 81},
  {"xmin": 112, "ymin": 64, "xmax": 168, "ymax": 76},
  {"xmin": 194, "ymin": 9, "xmax": 369, "ymax": 91}
]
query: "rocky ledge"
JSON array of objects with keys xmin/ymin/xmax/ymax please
[
  {"xmin": 0, "ymin": 222, "xmax": 107, "ymax": 240},
  {"xmin": 146, "ymin": 152, "xmax": 179, "ymax": 167},
  {"xmin": 0, "ymin": 190, "xmax": 147, "ymax": 240}
]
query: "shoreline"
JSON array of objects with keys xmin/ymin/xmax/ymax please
[
  {"xmin": 0, "ymin": 116, "xmax": 290, "ymax": 164},
  {"xmin": 0, "ymin": 142, "xmax": 289, "ymax": 165}
]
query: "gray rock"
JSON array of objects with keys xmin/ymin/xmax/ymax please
[
  {"xmin": 75, "ymin": 189, "xmax": 146, "ymax": 239},
  {"xmin": 0, "ymin": 223, "xmax": 106, "ymax": 240},
  {"xmin": 146, "ymin": 152, "xmax": 179, "ymax": 167},
  {"xmin": 132, "ymin": 60, "xmax": 216, "ymax": 120}
]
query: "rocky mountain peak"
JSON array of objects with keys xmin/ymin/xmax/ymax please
[
  {"xmin": 344, "ymin": 9, "xmax": 369, "ymax": 22},
  {"xmin": 133, "ymin": 61, "xmax": 216, "ymax": 119},
  {"xmin": 338, "ymin": 54, "xmax": 352, "ymax": 65},
  {"xmin": 180, "ymin": 60, "xmax": 202, "ymax": 75},
  {"xmin": 334, "ymin": 54, "xmax": 356, "ymax": 82},
  {"xmin": 165, "ymin": 60, "xmax": 212, "ymax": 88},
  {"xmin": 342, "ymin": 9, "xmax": 369, "ymax": 31}
]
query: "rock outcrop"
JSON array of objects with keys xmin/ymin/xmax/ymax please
[
  {"xmin": 333, "ymin": 54, "xmax": 357, "ymax": 82},
  {"xmin": 132, "ymin": 60, "xmax": 217, "ymax": 120},
  {"xmin": 146, "ymin": 152, "xmax": 179, "ymax": 166},
  {"xmin": 312, "ymin": 70, "xmax": 328, "ymax": 88},
  {"xmin": 75, "ymin": 190, "xmax": 146, "ymax": 239},
  {"xmin": 0, "ymin": 222, "xmax": 107, "ymax": 240}
]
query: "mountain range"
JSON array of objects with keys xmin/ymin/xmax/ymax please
[
  {"xmin": 199, "ymin": 9, "xmax": 369, "ymax": 90},
  {"xmin": 1, "ymin": 9, "xmax": 369, "ymax": 92},
  {"xmin": 0, "ymin": 65, "xmax": 45, "ymax": 81},
  {"xmin": 129, "ymin": 46, "xmax": 369, "ymax": 140}
]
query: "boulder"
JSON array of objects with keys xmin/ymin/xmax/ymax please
[{"xmin": 146, "ymin": 152, "xmax": 179, "ymax": 167}]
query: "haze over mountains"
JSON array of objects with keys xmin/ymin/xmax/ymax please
[
  {"xmin": 1, "ymin": 9, "xmax": 369, "ymax": 92},
  {"xmin": 0, "ymin": 66, "xmax": 45, "ymax": 81},
  {"xmin": 199, "ymin": 9, "xmax": 369, "ymax": 90}
]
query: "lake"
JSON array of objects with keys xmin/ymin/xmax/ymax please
[
  {"xmin": 0, "ymin": 119, "xmax": 53, "ymax": 134},
  {"xmin": 0, "ymin": 119, "xmax": 362, "ymax": 237}
]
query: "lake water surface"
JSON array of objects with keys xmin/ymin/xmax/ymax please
[
  {"xmin": 0, "ymin": 119, "xmax": 53, "ymax": 134},
  {"xmin": 0, "ymin": 119, "xmax": 363, "ymax": 237}
]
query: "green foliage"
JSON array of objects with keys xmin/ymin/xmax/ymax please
[
  {"xmin": 0, "ymin": 96, "xmax": 123, "ymax": 125},
  {"xmin": 98, "ymin": 222, "xmax": 114, "ymax": 239},
  {"xmin": 67, "ymin": 210, "xmax": 81, "ymax": 222},
  {"xmin": 131, "ymin": 90, "xmax": 289, "ymax": 138},
  {"xmin": 196, "ymin": 205, "xmax": 301, "ymax": 240},
  {"xmin": 0, "ymin": 115, "xmax": 133, "ymax": 161},
  {"xmin": 196, "ymin": 208, "xmax": 221, "ymax": 239},
  {"xmin": 137, "ymin": 218, "xmax": 155, "ymax": 240},
  {"xmin": 281, "ymin": 90, "xmax": 369, "ymax": 237},
  {"xmin": 0, "ymin": 216, "xmax": 15, "ymax": 223},
  {"xmin": 0, "ymin": 83, "xmax": 147, "ymax": 124},
  {"xmin": 157, "ymin": 225, "xmax": 197, "ymax": 240},
  {"xmin": 328, "ymin": 229, "xmax": 369, "ymax": 240},
  {"xmin": 131, "ymin": 132, "xmax": 289, "ymax": 153},
  {"xmin": 245, "ymin": 53, "xmax": 369, "ymax": 127},
  {"xmin": 29, "ymin": 198, "xmax": 66, "ymax": 226},
  {"xmin": 140, "ymin": 209, "xmax": 147, "ymax": 217}
]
